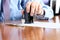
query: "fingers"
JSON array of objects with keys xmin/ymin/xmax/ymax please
[
  {"xmin": 38, "ymin": 4, "xmax": 43, "ymax": 15},
  {"xmin": 26, "ymin": 2, "xmax": 31, "ymax": 13},
  {"xmin": 35, "ymin": 3, "xmax": 39, "ymax": 14},
  {"xmin": 30, "ymin": 2, "xmax": 36, "ymax": 16},
  {"xmin": 26, "ymin": 1, "xmax": 43, "ymax": 16}
]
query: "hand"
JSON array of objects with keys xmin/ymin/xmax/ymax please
[{"xmin": 26, "ymin": 1, "xmax": 44, "ymax": 16}]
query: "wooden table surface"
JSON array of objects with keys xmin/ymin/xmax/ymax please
[{"xmin": 0, "ymin": 16, "xmax": 60, "ymax": 40}]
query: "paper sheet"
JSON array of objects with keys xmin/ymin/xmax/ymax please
[{"xmin": 5, "ymin": 21, "xmax": 60, "ymax": 29}]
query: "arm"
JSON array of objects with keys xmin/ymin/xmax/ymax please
[
  {"xmin": 10, "ymin": 9, "xmax": 22, "ymax": 20},
  {"xmin": 35, "ymin": 0, "xmax": 54, "ymax": 19},
  {"xmin": 24, "ymin": 0, "xmax": 54, "ymax": 19},
  {"xmin": 42, "ymin": 5, "xmax": 54, "ymax": 19},
  {"xmin": 10, "ymin": 0, "xmax": 23, "ymax": 20},
  {"xmin": 39, "ymin": 0, "xmax": 54, "ymax": 19},
  {"xmin": 37, "ymin": 0, "xmax": 54, "ymax": 19}
]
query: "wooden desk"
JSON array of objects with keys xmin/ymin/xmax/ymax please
[
  {"xmin": 0, "ymin": 24, "xmax": 2, "ymax": 40},
  {"xmin": 0, "ymin": 16, "xmax": 60, "ymax": 40},
  {"xmin": 0, "ymin": 23, "xmax": 44, "ymax": 40}
]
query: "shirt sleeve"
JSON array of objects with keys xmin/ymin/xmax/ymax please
[
  {"xmin": 38, "ymin": 0, "xmax": 54, "ymax": 19},
  {"xmin": 10, "ymin": 9, "xmax": 22, "ymax": 20},
  {"xmin": 10, "ymin": 0, "xmax": 23, "ymax": 20},
  {"xmin": 42, "ymin": 5, "xmax": 54, "ymax": 19}
]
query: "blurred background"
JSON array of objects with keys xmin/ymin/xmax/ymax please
[{"xmin": 43, "ymin": 0, "xmax": 60, "ymax": 16}]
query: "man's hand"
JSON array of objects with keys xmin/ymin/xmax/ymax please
[{"xmin": 26, "ymin": 1, "xmax": 44, "ymax": 16}]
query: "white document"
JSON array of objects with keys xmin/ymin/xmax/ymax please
[{"xmin": 5, "ymin": 21, "xmax": 60, "ymax": 29}]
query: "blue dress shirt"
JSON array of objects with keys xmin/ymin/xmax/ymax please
[{"xmin": 0, "ymin": 0, "xmax": 54, "ymax": 21}]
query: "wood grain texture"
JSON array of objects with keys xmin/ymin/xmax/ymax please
[
  {"xmin": 0, "ymin": 28, "xmax": 2, "ymax": 40},
  {"xmin": 22, "ymin": 27, "xmax": 44, "ymax": 40},
  {"xmin": 0, "ymin": 23, "xmax": 60, "ymax": 40}
]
